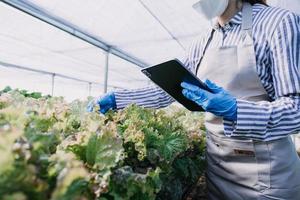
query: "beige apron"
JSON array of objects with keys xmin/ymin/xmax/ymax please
[{"xmin": 196, "ymin": 3, "xmax": 300, "ymax": 200}]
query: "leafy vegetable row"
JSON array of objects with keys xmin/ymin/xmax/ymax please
[{"xmin": 0, "ymin": 89, "xmax": 206, "ymax": 200}]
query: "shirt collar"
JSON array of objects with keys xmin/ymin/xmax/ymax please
[{"xmin": 212, "ymin": 3, "xmax": 267, "ymax": 31}]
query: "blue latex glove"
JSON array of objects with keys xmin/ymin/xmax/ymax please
[
  {"xmin": 87, "ymin": 92, "xmax": 117, "ymax": 114},
  {"xmin": 181, "ymin": 79, "xmax": 237, "ymax": 121}
]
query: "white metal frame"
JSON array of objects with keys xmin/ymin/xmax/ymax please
[
  {"xmin": 0, "ymin": 61, "xmax": 122, "ymax": 96},
  {"xmin": 1, "ymin": 0, "xmax": 149, "ymax": 93}
]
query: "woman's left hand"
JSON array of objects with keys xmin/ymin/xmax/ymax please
[{"xmin": 181, "ymin": 79, "xmax": 237, "ymax": 121}]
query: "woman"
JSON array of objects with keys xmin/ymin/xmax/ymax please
[{"xmin": 88, "ymin": 0, "xmax": 300, "ymax": 199}]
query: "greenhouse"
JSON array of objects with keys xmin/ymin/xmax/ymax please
[{"xmin": 1, "ymin": 0, "xmax": 300, "ymax": 199}]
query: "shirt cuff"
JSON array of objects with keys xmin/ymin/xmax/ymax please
[
  {"xmin": 114, "ymin": 90, "xmax": 131, "ymax": 110},
  {"xmin": 223, "ymin": 99, "xmax": 271, "ymax": 137}
]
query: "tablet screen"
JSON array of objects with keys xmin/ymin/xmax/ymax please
[{"xmin": 141, "ymin": 59, "xmax": 210, "ymax": 111}]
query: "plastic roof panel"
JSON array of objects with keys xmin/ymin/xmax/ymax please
[
  {"xmin": 24, "ymin": 0, "xmax": 210, "ymax": 64},
  {"xmin": 0, "ymin": 4, "xmax": 105, "ymax": 79},
  {"xmin": 24, "ymin": 0, "xmax": 300, "ymax": 66},
  {"xmin": 0, "ymin": 2, "xmax": 149, "ymax": 98},
  {"xmin": 0, "ymin": 0, "xmax": 299, "ymax": 101}
]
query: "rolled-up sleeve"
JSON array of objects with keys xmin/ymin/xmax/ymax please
[
  {"xmin": 224, "ymin": 12, "xmax": 300, "ymax": 141},
  {"xmin": 114, "ymin": 50, "xmax": 194, "ymax": 110},
  {"xmin": 114, "ymin": 85, "xmax": 175, "ymax": 109}
]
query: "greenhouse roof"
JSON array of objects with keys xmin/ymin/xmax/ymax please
[{"xmin": 0, "ymin": 0, "xmax": 299, "ymax": 100}]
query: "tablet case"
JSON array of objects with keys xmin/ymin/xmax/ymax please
[{"xmin": 141, "ymin": 59, "xmax": 210, "ymax": 111}]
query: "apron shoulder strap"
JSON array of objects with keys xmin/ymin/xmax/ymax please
[
  {"xmin": 195, "ymin": 29, "xmax": 215, "ymax": 74},
  {"xmin": 195, "ymin": 2, "xmax": 253, "ymax": 75},
  {"xmin": 242, "ymin": 2, "xmax": 253, "ymax": 36}
]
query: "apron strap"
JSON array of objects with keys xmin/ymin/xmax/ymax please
[
  {"xmin": 195, "ymin": 29, "xmax": 215, "ymax": 74},
  {"xmin": 241, "ymin": 2, "xmax": 253, "ymax": 36}
]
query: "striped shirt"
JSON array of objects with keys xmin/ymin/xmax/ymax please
[{"xmin": 114, "ymin": 4, "xmax": 300, "ymax": 141}]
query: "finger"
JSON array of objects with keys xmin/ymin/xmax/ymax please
[
  {"xmin": 100, "ymin": 106, "xmax": 109, "ymax": 114},
  {"xmin": 87, "ymin": 105, "xmax": 94, "ymax": 112},
  {"xmin": 182, "ymin": 89, "xmax": 199, "ymax": 101},
  {"xmin": 182, "ymin": 89, "xmax": 208, "ymax": 103},
  {"xmin": 180, "ymin": 82, "xmax": 201, "ymax": 92},
  {"xmin": 204, "ymin": 79, "xmax": 224, "ymax": 94},
  {"xmin": 86, "ymin": 101, "xmax": 95, "ymax": 112},
  {"xmin": 191, "ymin": 87, "xmax": 212, "ymax": 100}
]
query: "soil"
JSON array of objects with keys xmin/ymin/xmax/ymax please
[{"xmin": 184, "ymin": 175, "xmax": 207, "ymax": 200}]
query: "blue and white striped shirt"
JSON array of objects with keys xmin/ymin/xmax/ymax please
[{"xmin": 114, "ymin": 4, "xmax": 300, "ymax": 141}]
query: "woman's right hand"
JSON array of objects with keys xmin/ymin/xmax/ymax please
[{"xmin": 87, "ymin": 92, "xmax": 117, "ymax": 114}]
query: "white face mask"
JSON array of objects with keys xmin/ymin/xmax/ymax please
[{"xmin": 193, "ymin": 0, "xmax": 229, "ymax": 20}]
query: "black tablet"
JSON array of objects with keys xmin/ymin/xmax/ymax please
[{"xmin": 141, "ymin": 59, "xmax": 211, "ymax": 111}]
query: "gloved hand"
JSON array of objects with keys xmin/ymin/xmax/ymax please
[
  {"xmin": 181, "ymin": 79, "xmax": 237, "ymax": 121},
  {"xmin": 87, "ymin": 92, "xmax": 117, "ymax": 114}
]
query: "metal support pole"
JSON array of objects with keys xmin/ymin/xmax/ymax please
[
  {"xmin": 138, "ymin": 0, "xmax": 186, "ymax": 51},
  {"xmin": 0, "ymin": 61, "xmax": 123, "ymax": 91},
  {"xmin": 104, "ymin": 50, "xmax": 110, "ymax": 93},
  {"xmin": 51, "ymin": 73, "xmax": 55, "ymax": 96},
  {"xmin": 1, "ymin": 0, "xmax": 148, "ymax": 68},
  {"xmin": 88, "ymin": 82, "xmax": 92, "ymax": 96}
]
